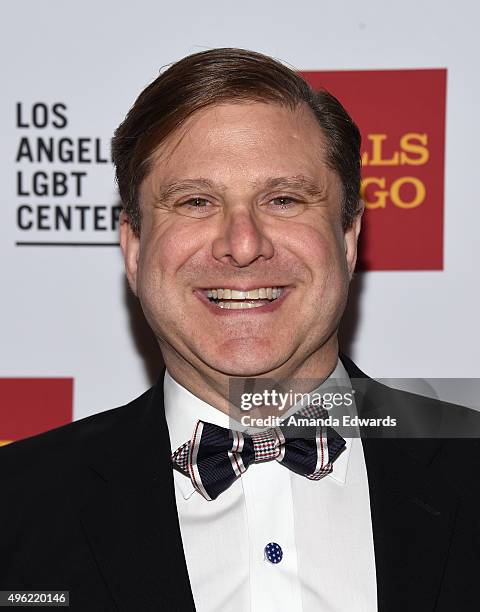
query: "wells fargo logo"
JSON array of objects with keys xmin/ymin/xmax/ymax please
[
  {"xmin": 361, "ymin": 133, "xmax": 429, "ymax": 209},
  {"xmin": 0, "ymin": 378, "xmax": 73, "ymax": 445},
  {"xmin": 301, "ymin": 69, "xmax": 446, "ymax": 270}
]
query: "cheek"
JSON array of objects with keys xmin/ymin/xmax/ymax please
[
  {"xmin": 289, "ymin": 221, "xmax": 347, "ymax": 282},
  {"xmin": 138, "ymin": 217, "xmax": 203, "ymax": 283},
  {"xmin": 303, "ymin": 231, "xmax": 350, "ymax": 336}
]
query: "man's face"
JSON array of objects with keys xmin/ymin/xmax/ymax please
[{"xmin": 121, "ymin": 101, "xmax": 361, "ymax": 378}]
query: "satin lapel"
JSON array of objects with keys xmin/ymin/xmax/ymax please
[
  {"xmin": 79, "ymin": 375, "xmax": 195, "ymax": 612},
  {"xmin": 340, "ymin": 354, "xmax": 458, "ymax": 612}
]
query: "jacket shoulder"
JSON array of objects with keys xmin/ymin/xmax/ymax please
[
  {"xmin": 0, "ymin": 386, "xmax": 155, "ymax": 482},
  {"xmin": 341, "ymin": 354, "xmax": 480, "ymax": 489}
]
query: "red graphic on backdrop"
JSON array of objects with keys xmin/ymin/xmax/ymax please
[
  {"xmin": 301, "ymin": 69, "xmax": 446, "ymax": 270},
  {"xmin": 0, "ymin": 378, "xmax": 73, "ymax": 446}
]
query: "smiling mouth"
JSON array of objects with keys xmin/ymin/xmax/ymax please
[{"xmin": 202, "ymin": 286, "xmax": 285, "ymax": 309}]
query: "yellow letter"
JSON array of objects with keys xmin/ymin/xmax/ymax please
[
  {"xmin": 400, "ymin": 133, "xmax": 429, "ymax": 165},
  {"xmin": 363, "ymin": 134, "xmax": 399, "ymax": 166},
  {"xmin": 390, "ymin": 177, "xmax": 426, "ymax": 209},
  {"xmin": 361, "ymin": 177, "xmax": 389, "ymax": 209}
]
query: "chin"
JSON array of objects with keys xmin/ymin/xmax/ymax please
[
  {"xmin": 202, "ymin": 347, "xmax": 287, "ymax": 378},
  {"xmin": 210, "ymin": 362, "xmax": 281, "ymax": 378}
]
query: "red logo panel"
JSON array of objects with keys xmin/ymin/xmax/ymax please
[
  {"xmin": 0, "ymin": 378, "xmax": 73, "ymax": 446},
  {"xmin": 301, "ymin": 69, "xmax": 446, "ymax": 270}
]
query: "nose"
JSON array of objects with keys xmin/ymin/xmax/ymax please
[{"xmin": 211, "ymin": 204, "xmax": 274, "ymax": 267}]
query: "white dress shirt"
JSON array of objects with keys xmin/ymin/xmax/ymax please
[{"xmin": 164, "ymin": 359, "xmax": 377, "ymax": 612}]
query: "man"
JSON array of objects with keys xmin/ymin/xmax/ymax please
[{"xmin": 1, "ymin": 48, "xmax": 479, "ymax": 611}]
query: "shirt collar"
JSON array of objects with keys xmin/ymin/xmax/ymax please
[{"xmin": 164, "ymin": 358, "xmax": 355, "ymax": 499}]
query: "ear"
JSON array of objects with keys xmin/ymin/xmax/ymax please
[
  {"xmin": 344, "ymin": 200, "xmax": 364, "ymax": 279},
  {"xmin": 119, "ymin": 211, "xmax": 140, "ymax": 295}
]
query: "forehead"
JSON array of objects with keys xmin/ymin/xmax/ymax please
[{"xmin": 144, "ymin": 101, "xmax": 331, "ymax": 184}]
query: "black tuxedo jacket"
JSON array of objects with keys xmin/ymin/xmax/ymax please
[{"xmin": 1, "ymin": 355, "xmax": 480, "ymax": 611}]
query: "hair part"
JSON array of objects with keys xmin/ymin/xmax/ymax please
[{"xmin": 112, "ymin": 48, "xmax": 362, "ymax": 235}]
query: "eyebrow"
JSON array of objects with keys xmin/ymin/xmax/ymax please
[
  {"xmin": 157, "ymin": 179, "xmax": 223, "ymax": 202},
  {"xmin": 260, "ymin": 176, "xmax": 327, "ymax": 199},
  {"xmin": 156, "ymin": 175, "xmax": 327, "ymax": 202}
]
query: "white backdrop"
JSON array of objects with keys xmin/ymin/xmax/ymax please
[{"xmin": 1, "ymin": 0, "xmax": 479, "ymax": 422}]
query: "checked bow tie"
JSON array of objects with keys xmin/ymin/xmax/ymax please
[{"xmin": 171, "ymin": 406, "xmax": 346, "ymax": 500}]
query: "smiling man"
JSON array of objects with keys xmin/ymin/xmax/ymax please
[
  {"xmin": 120, "ymin": 90, "xmax": 361, "ymax": 409},
  {"xmin": 2, "ymin": 48, "xmax": 480, "ymax": 612}
]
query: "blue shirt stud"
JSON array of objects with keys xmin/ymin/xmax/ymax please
[{"xmin": 264, "ymin": 542, "xmax": 283, "ymax": 564}]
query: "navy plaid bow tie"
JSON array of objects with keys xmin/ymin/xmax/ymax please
[{"xmin": 171, "ymin": 406, "xmax": 346, "ymax": 500}]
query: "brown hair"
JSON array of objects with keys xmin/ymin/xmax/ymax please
[{"xmin": 112, "ymin": 48, "xmax": 361, "ymax": 235}]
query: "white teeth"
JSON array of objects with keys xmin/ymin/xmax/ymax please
[
  {"xmin": 207, "ymin": 287, "xmax": 282, "ymax": 298},
  {"xmin": 205, "ymin": 286, "xmax": 285, "ymax": 308},
  {"xmin": 218, "ymin": 301, "xmax": 265, "ymax": 309}
]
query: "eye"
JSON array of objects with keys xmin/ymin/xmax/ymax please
[
  {"xmin": 262, "ymin": 195, "xmax": 306, "ymax": 217},
  {"xmin": 175, "ymin": 197, "xmax": 217, "ymax": 217},
  {"xmin": 270, "ymin": 197, "xmax": 297, "ymax": 208},
  {"xmin": 182, "ymin": 197, "xmax": 210, "ymax": 209}
]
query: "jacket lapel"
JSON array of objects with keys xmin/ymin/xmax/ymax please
[
  {"xmin": 341, "ymin": 354, "xmax": 458, "ymax": 611},
  {"xmin": 79, "ymin": 377, "xmax": 196, "ymax": 611}
]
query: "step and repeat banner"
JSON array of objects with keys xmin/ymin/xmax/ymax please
[{"xmin": 1, "ymin": 0, "xmax": 479, "ymax": 443}]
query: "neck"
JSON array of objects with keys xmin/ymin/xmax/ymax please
[{"xmin": 160, "ymin": 336, "xmax": 340, "ymax": 417}]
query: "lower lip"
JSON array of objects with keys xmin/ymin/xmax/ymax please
[{"xmin": 194, "ymin": 287, "xmax": 292, "ymax": 316}]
